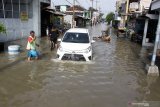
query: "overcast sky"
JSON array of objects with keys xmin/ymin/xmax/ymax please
[{"xmin": 52, "ymin": 0, "xmax": 116, "ymax": 17}]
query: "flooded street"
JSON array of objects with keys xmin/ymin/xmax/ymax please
[{"xmin": 1, "ymin": 23, "xmax": 160, "ymax": 107}]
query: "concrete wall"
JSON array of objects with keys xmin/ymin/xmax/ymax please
[
  {"xmin": 0, "ymin": 0, "xmax": 50, "ymax": 42},
  {"xmin": 0, "ymin": 19, "xmax": 33, "ymax": 42},
  {"xmin": 32, "ymin": 0, "xmax": 41, "ymax": 37},
  {"xmin": 140, "ymin": 0, "xmax": 152, "ymax": 11},
  {"xmin": 64, "ymin": 15, "xmax": 73, "ymax": 27}
]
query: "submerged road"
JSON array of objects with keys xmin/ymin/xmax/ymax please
[{"xmin": 0, "ymin": 23, "xmax": 160, "ymax": 107}]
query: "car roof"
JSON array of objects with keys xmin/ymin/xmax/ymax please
[{"xmin": 66, "ymin": 28, "xmax": 89, "ymax": 33}]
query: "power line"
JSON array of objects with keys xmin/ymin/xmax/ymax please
[
  {"xmin": 75, "ymin": 0, "xmax": 86, "ymax": 10},
  {"xmin": 75, "ymin": 0, "xmax": 81, "ymax": 5},
  {"xmin": 75, "ymin": 0, "xmax": 85, "ymax": 9},
  {"xmin": 65, "ymin": 0, "xmax": 73, "ymax": 5}
]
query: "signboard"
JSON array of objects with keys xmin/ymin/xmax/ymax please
[{"xmin": 20, "ymin": 12, "xmax": 28, "ymax": 21}]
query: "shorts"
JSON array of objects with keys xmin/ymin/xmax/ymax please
[{"xmin": 28, "ymin": 50, "xmax": 39, "ymax": 58}]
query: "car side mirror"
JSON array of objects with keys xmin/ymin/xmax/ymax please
[
  {"xmin": 58, "ymin": 38, "xmax": 62, "ymax": 42},
  {"xmin": 91, "ymin": 40, "xmax": 95, "ymax": 43}
]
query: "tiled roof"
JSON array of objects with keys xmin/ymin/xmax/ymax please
[{"xmin": 67, "ymin": 5, "xmax": 86, "ymax": 11}]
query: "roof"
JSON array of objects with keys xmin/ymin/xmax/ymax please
[
  {"xmin": 45, "ymin": 10, "xmax": 65, "ymax": 16},
  {"xmin": 88, "ymin": 7, "xmax": 98, "ymax": 12},
  {"xmin": 67, "ymin": 5, "xmax": 86, "ymax": 11},
  {"xmin": 55, "ymin": 5, "xmax": 70, "ymax": 7},
  {"xmin": 67, "ymin": 28, "xmax": 89, "ymax": 33},
  {"xmin": 129, "ymin": 0, "xmax": 139, "ymax": 3}
]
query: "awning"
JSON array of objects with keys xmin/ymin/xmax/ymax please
[
  {"xmin": 75, "ymin": 15, "xmax": 86, "ymax": 19},
  {"xmin": 146, "ymin": 14, "xmax": 158, "ymax": 20},
  {"xmin": 45, "ymin": 10, "xmax": 65, "ymax": 16},
  {"xmin": 137, "ymin": 14, "xmax": 159, "ymax": 20},
  {"xmin": 43, "ymin": 6, "xmax": 55, "ymax": 11}
]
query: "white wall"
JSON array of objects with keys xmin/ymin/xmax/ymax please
[
  {"xmin": 64, "ymin": 15, "xmax": 73, "ymax": 27},
  {"xmin": 32, "ymin": 0, "xmax": 41, "ymax": 37},
  {"xmin": 0, "ymin": 0, "xmax": 42, "ymax": 42},
  {"xmin": 0, "ymin": 18, "xmax": 34, "ymax": 42},
  {"xmin": 140, "ymin": 0, "xmax": 152, "ymax": 9}
]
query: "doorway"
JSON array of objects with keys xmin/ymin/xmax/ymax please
[{"xmin": 41, "ymin": 2, "xmax": 50, "ymax": 37}]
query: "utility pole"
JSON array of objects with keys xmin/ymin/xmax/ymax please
[
  {"xmin": 125, "ymin": 0, "xmax": 129, "ymax": 22},
  {"xmin": 95, "ymin": 0, "xmax": 99, "ymax": 10},
  {"xmin": 91, "ymin": 0, "xmax": 93, "ymax": 17},
  {"xmin": 92, "ymin": 0, "xmax": 94, "ymax": 9},
  {"xmin": 90, "ymin": 0, "xmax": 94, "ymax": 26},
  {"xmin": 72, "ymin": 0, "xmax": 75, "ymax": 28}
]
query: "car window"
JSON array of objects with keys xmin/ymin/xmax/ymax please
[{"xmin": 62, "ymin": 33, "xmax": 89, "ymax": 43}]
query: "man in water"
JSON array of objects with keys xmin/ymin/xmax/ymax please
[
  {"xmin": 26, "ymin": 31, "xmax": 39, "ymax": 61},
  {"xmin": 49, "ymin": 26, "xmax": 59, "ymax": 50}
]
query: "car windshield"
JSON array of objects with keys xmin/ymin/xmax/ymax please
[{"xmin": 62, "ymin": 32, "xmax": 89, "ymax": 43}]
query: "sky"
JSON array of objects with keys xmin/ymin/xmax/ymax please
[{"xmin": 52, "ymin": 0, "xmax": 116, "ymax": 17}]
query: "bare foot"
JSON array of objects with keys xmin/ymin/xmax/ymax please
[{"xmin": 28, "ymin": 57, "xmax": 31, "ymax": 61}]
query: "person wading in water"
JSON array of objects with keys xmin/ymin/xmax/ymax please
[
  {"xmin": 26, "ymin": 31, "xmax": 39, "ymax": 61},
  {"xmin": 49, "ymin": 26, "xmax": 59, "ymax": 51}
]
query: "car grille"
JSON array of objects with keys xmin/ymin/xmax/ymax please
[{"xmin": 62, "ymin": 54, "xmax": 86, "ymax": 61}]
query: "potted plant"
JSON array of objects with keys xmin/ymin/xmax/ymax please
[{"xmin": 0, "ymin": 23, "xmax": 6, "ymax": 52}]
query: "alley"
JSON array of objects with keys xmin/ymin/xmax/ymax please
[{"xmin": 0, "ymin": 23, "xmax": 160, "ymax": 107}]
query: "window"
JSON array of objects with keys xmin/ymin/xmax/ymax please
[
  {"xmin": 13, "ymin": 11, "xmax": 19, "ymax": 18},
  {"xmin": 1, "ymin": 0, "xmax": 13, "ymax": 18},
  {"xmin": 0, "ymin": 10, "xmax": 4, "ymax": 18},
  {"xmin": 12, "ymin": 0, "xmax": 20, "ymax": 11},
  {"xmin": 4, "ymin": 0, "xmax": 12, "ymax": 10},
  {"xmin": 12, "ymin": 0, "xmax": 19, "ymax": 4},
  {"xmin": 0, "ymin": 0, "xmax": 32, "ymax": 19},
  {"xmin": 63, "ymin": 33, "xmax": 89, "ymax": 43},
  {"xmin": 5, "ymin": 10, "xmax": 12, "ymax": 18},
  {"xmin": 28, "ymin": 2, "xmax": 33, "ymax": 18},
  {"xmin": 20, "ymin": 0, "xmax": 27, "ymax": 12},
  {"xmin": 12, "ymin": 0, "xmax": 20, "ymax": 18},
  {"xmin": 0, "ymin": 0, "xmax": 3, "ymax": 9}
]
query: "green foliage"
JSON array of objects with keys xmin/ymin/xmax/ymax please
[
  {"xmin": 106, "ymin": 12, "xmax": 114, "ymax": 25},
  {"xmin": 0, "ymin": 23, "xmax": 6, "ymax": 34}
]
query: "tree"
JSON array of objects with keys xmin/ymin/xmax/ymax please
[
  {"xmin": 0, "ymin": 23, "xmax": 6, "ymax": 34},
  {"xmin": 106, "ymin": 12, "xmax": 114, "ymax": 25}
]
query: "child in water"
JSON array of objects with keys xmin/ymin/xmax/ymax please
[{"xmin": 26, "ymin": 31, "xmax": 39, "ymax": 61}]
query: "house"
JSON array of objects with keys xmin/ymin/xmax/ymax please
[
  {"xmin": 115, "ymin": 0, "xmax": 157, "ymax": 46},
  {"xmin": 88, "ymin": 7, "xmax": 101, "ymax": 25},
  {"xmin": 0, "ymin": 0, "xmax": 52, "ymax": 41},
  {"xmin": 55, "ymin": 5, "xmax": 71, "ymax": 12},
  {"xmin": 147, "ymin": 0, "xmax": 160, "ymax": 76},
  {"xmin": 115, "ymin": 0, "xmax": 128, "ymax": 28},
  {"xmin": 115, "ymin": 0, "xmax": 152, "ymax": 26},
  {"xmin": 115, "ymin": 0, "xmax": 160, "ymax": 75},
  {"xmin": 65, "ymin": 5, "xmax": 90, "ymax": 28},
  {"xmin": 127, "ymin": 0, "xmax": 157, "ymax": 46}
]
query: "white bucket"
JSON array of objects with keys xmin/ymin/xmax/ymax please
[{"xmin": 8, "ymin": 45, "xmax": 20, "ymax": 55}]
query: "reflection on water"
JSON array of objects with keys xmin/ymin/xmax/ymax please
[
  {"xmin": 7, "ymin": 54, "xmax": 19, "ymax": 61},
  {"xmin": 0, "ymin": 23, "xmax": 160, "ymax": 107}
]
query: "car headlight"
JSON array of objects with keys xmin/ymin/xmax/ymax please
[
  {"xmin": 59, "ymin": 46, "xmax": 63, "ymax": 52},
  {"xmin": 84, "ymin": 46, "xmax": 91, "ymax": 53}
]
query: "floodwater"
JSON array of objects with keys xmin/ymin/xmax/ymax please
[{"xmin": 0, "ymin": 23, "xmax": 160, "ymax": 107}]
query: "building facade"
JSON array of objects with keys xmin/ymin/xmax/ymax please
[{"xmin": 0, "ymin": 0, "xmax": 50, "ymax": 42}]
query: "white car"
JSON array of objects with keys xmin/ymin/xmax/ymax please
[{"xmin": 57, "ymin": 28, "xmax": 93, "ymax": 61}]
